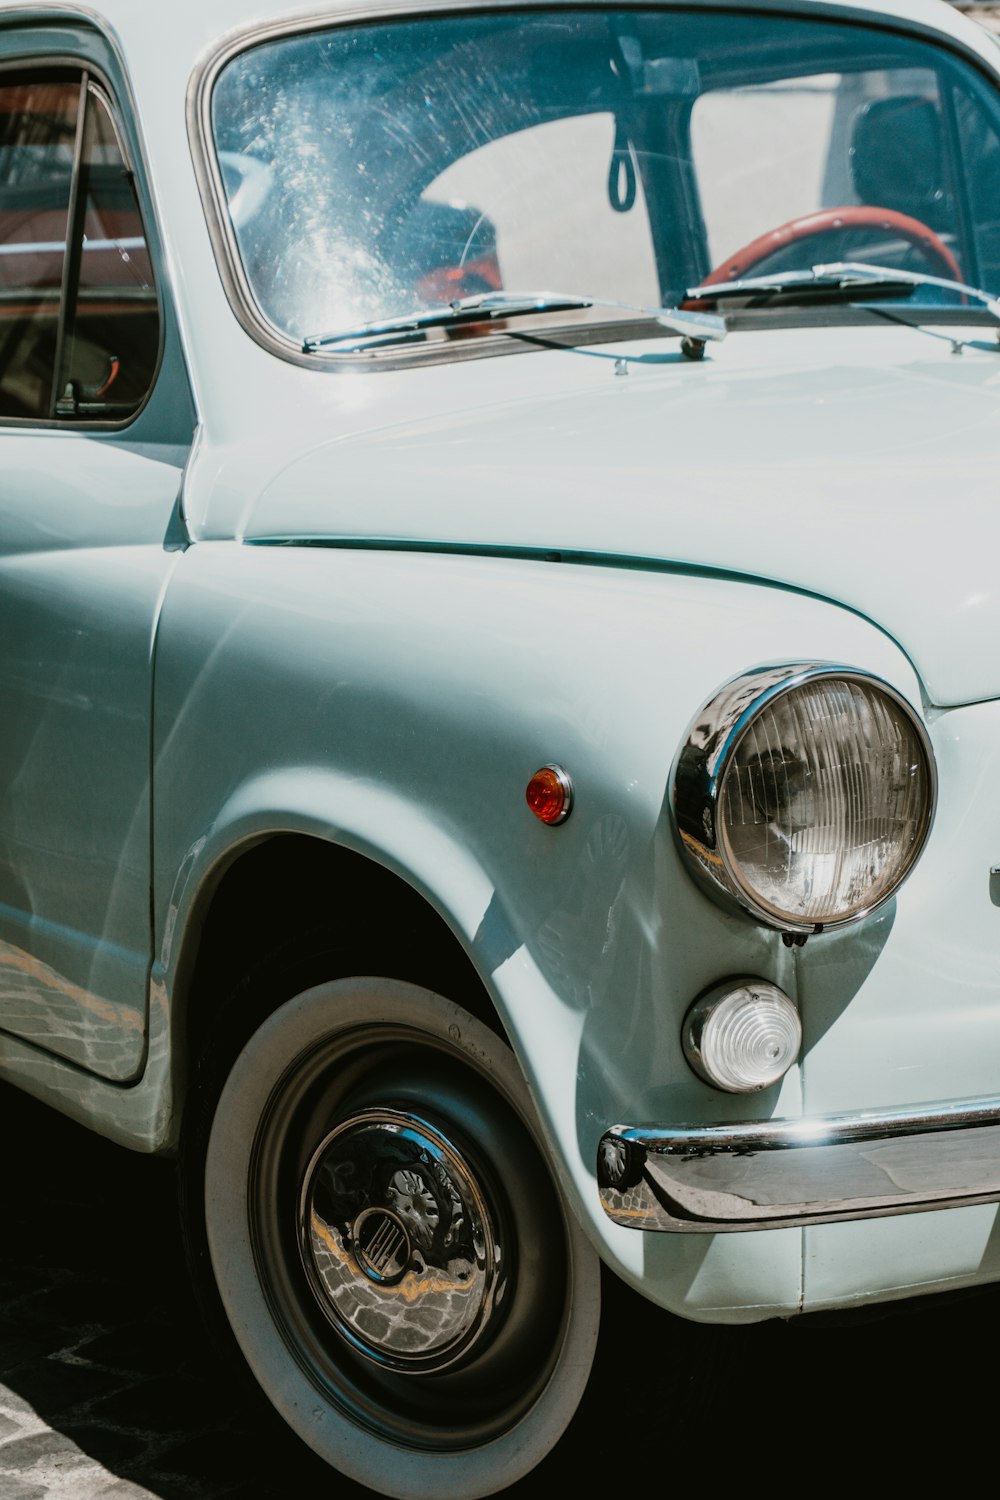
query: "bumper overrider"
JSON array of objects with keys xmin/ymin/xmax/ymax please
[{"xmin": 597, "ymin": 1096, "xmax": 1000, "ymax": 1232}]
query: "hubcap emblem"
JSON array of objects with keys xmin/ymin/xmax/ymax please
[
  {"xmin": 353, "ymin": 1206, "xmax": 411, "ymax": 1285},
  {"xmin": 302, "ymin": 1108, "xmax": 502, "ymax": 1371}
]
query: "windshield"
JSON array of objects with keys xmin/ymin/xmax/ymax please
[{"xmin": 208, "ymin": 8, "xmax": 1000, "ymax": 354}]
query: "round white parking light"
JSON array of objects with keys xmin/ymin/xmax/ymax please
[{"xmin": 683, "ymin": 978, "xmax": 801, "ymax": 1093}]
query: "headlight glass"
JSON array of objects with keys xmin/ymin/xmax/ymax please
[{"xmin": 674, "ymin": 666, "xmax": 935, "ymax": 932}]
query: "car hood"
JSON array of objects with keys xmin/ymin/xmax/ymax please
[{"xmin": 245, "ymin": 326, "xmax": 1000, "ymax": 708}]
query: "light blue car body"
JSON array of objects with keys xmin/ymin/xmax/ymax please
[{"xmin": 3, "ymin": 0, "xmax": 1000, "ymax": 1339}]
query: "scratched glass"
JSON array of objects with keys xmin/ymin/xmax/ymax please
[{"xmin": 210, "ymin": 9, "xmax": 1000, "ymax": 348}]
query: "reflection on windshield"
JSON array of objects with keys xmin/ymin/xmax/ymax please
[{"xmin": 210, "ymin": 9, "xmax": 1000, "ymax": 350}]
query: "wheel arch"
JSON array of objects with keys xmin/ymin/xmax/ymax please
[
  {"xmin": 172, "ymin": 828, "xmax": 505, "ymax": 1074},
  {"xmin": 156, "ymin": 764, "xmax": 629, "ymax": 1289}
]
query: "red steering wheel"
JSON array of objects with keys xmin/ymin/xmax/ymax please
[{"xmin": 696, "ymin": 204, "xmax": 962, "ymax": 290}]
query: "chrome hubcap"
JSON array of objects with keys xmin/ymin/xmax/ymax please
[{"xmin": 300, "ymin": 1107, "xmax": 503, "ymax": 1373}]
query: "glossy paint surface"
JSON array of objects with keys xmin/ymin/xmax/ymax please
[
  {"xmin": 148, "ymin": 540, "xmax": 982, "ymax": 1318},
  {"xmin": 2, "ymin": 0, "xmax": 1000, "ymax": 1329},
  {"xmin": 236, "ymin": 326, "xmax": 1000, "ymax": 709},
  {"xmin": 0, "ymin": 434, "xmax": 183, "ymax": 1078}
]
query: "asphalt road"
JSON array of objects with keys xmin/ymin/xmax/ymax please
[{"xmin": 2, "ymin": 1079, "xmax": 996, "ymax": 1498}]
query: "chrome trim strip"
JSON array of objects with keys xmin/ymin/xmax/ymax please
[
  {"xmin": 670, "ymin": 662, "xmax": 937, "ymax": 935},
  {"xmin": 597, "ymin": 1096, "xmax": 1000, "ymax": 1232}
]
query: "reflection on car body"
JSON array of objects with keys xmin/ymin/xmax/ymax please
[{"xmin": 4, "ymin": 0, "xmax": 1000, "ymax": 1495}]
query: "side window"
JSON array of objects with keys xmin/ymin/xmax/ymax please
[
  {"xmin": 0, "ymin": 77, "xmax": 77, "ymax": 419},
  {"xmin": 0, "ymin": 69, "xmax": 159, "ymax": 423}
]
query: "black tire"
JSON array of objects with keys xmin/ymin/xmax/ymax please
[{"xmin": 183, "ymin": 976, "xmax": 600, "ymax": 1499}]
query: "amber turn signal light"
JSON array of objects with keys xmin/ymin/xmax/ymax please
[{"xmin": 526, "ymin": 765, "xmax": 573, "ymax": 825}]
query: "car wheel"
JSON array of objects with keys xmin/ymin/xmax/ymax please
[{"xmin": 191, "ymin": 976, "xmax": 601, "ymax": 1500}]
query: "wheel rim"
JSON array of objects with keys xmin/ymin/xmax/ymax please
[
  {"xmin": 244, "ymin": 1018, "xmax": 569, "ymax": 1452},
  {"xmin": 300, "ymin": 1106, "xmax": 503, "ymax": 1373}
]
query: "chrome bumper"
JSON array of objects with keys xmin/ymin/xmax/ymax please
[{"xmin": 597, "ymin": 1095, "xmax": 1000, "ymax": 1232}]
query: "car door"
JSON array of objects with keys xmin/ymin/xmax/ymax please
[{"xmin": 0, "ymin": 29, "xmax": 195, "ymax": 1081}]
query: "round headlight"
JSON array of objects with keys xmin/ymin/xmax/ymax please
[{"xmin": 673, "ymin": 664, "xmax": 935, "ymax": 933}]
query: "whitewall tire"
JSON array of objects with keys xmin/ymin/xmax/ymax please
[{"xmin": 200, "ymin": 976, "xmax": 601, "ymax": 1499}]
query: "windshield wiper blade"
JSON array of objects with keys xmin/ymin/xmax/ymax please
[
  {"xmin": 688, "ymin": 261, "xmax": 1000, "ymax": 322},
  {"xmin": 818, "ymin": 262, "xmax": 1000, "ymax": 321},
  {"xmin": 302, "ymin": 290, "xmax": 726, "ymax": 352},
  {"xmin": 303, "ymin": 292, "xmax": 592, "ymax": 350},
  {"xmin": 686, "ymin": 264, "xmax": 918, "ymax": 306}
]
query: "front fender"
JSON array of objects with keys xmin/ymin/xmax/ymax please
[{"xmin": 151, "ymin": 538, "xmax": 928, "ymax": 1318}]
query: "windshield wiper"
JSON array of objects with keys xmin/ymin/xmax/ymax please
[
  {"xmin": 687, "ymin": 263, "xmax": 917, "ymax": 307},
  {"xmin": 687, "ymin": 261, "xmax": 1000, "ymax": 323},
  {"xmin": 302, "ymin": 290, "xmax": 726, "ymax": 352}
]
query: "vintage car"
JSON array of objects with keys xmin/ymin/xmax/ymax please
[{"xmin": 4, "ymin": 0, "xmax": 1000, "ymax": 1492}]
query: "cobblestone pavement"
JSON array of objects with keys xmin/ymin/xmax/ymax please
[{"xmin": 3, "ymin": 1078, "xmax": 999, "ymax": 1498}]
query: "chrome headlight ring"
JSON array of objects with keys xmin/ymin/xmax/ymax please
[{"xmin": 672, "ymin": 663, "xmax": 936, "ymax": 935}]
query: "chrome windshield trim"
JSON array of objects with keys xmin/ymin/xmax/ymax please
[{"xmin": 598, "ymin": 1095, "xmax": 1000, "ymax": 1232}]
